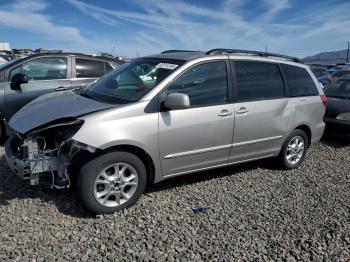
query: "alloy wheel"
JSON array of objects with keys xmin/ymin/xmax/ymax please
[{"xmin": 94, "ymin": 163, "xmax": 139, "ymax": 207}]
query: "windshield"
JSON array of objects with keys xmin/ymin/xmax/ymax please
[
  {"xmin": 311, "ymin": 68, "xmax": 328, "ymax": 78},
  {"xmin": 85, "ymin": 58, "xmax": 184, "ymax": 104},
  {"xmin": 324, "ymin": 80, "xmax": 350, "ymax": 98}
]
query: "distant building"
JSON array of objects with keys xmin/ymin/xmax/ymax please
[{"xmin": 0, "ymin": 42, "xmax": 11, "ymax": 51}]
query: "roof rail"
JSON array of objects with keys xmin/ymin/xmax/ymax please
[
  {"xmin": 206, "ymin": 48, "xmax": 302, "ymax": 63},
  {"xmin": 161, "ymin": 50, "xmax": 199, "ymax": 54}
]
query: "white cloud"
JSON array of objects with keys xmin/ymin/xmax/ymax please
[
  {"xmin": 0, "ymin": 0, "xmax": 85, "ymax": 43},
  {"xmin": 1, "ymin": 0, "xmax": 350, "ymax": 57}
]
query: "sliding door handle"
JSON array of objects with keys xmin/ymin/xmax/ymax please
[{"xmin": 236, "ymin": 107, "xmax": 249, "ymax": 114}]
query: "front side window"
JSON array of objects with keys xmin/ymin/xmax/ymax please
[
  {"xmin": 167, "ymin": 61, "xmax": 228, "ymax": 107},
  {"xmin": 76, "ymin": 58, "xmax": 105, "ymax": 78},
  {"xmin": 234, "ymin": 61, "xmax": 285, "ymax": 102},
  {"xmin": 85, "ymin": 59, "xmax": 184, "ymax": 104},
  {"xmin": 9, "ymin": 57, "xmax": 67, "ymax": 81},
  {"xmin": 281, "ymin": 64, "xmax": 318, "ymax": 97}
]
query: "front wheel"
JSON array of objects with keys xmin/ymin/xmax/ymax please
[
  {"xmin": 279, "ymin": 129, "xmax": 308, "ymax": 169},
  {"xmin": 79, "ymin": 151, "xmax": 147, "ymax": 214}
]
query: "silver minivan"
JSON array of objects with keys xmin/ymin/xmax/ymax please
[{"xmin": 5, "ymin": 49, "xmax": 326, "ymax": 214}]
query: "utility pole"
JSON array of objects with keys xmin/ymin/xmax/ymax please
[
  {"xmin": 346, "ymin": 41, "xmax": 349, "ymax": 64},
  {"xmin": 265, "ymin": 44, "xmax": 268, "ymax": 54}
]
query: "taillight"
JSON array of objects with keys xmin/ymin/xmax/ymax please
[{"xmin": 320, "ymin": 95, "xmax": 327, "ymax": 107}]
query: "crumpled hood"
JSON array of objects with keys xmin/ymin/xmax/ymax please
[{"xmin": 10, "ymin": 90, "xmax": 118, "ymax": 134}]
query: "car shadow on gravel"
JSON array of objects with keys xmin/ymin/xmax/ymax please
[
  {"xmin": 321, "ymin": 133, "xmax": 350, "ymax": 148},
  {"xmin": 148, "ymin": 160, "xmax": 264, "ymax": 193},
  {"xmin": 0, "ymin": 153, "xmax": 269, "ymax": 218}
]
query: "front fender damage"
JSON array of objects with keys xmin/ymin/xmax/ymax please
[{"xmin": 5, "ymin": 120, "xmax": 95, "ymax": 189}]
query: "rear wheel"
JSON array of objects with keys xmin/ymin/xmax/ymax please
[
  {"xmin": 279, "ymin": 129, "xmax": 308, "ymax": 169},
  {"xmin": 79, "ymin": 151, "xmax": 147, "ymax": 214}
]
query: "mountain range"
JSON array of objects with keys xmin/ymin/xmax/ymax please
[{"xmin": 303, "ymin": 49, "xmax": 350, "ymax": 65}]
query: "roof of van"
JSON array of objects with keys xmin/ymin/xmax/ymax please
[{"xmin": 145, "ymin": 49, "xmax": 303, "ymax": 64}]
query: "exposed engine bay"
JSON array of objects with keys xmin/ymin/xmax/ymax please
[{"xmin": 5, "ymin": 119, "xmax": 95, "ymax": 189}]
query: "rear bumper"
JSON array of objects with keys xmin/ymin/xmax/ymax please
[
  {"xmin": 310, "ymin": 122, "xmax": 326, "ymax": 145},
  {"xmin": 324, "ymin": 117, "xmax": 350, "ymax": 134},
  {"xmin": 4, "ymin": 135, "xmax": 30, "ymax": 179}
]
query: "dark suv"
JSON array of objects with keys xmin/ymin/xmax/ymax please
[{"xmin": 0, "ymin": 52, "xmax": 123, "ymax": 139}]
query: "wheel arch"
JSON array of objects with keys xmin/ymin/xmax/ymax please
[
  {"xmin": 294, "ymin": 124, "xmax": 312, "ymax": 147},
  {"xmin": 71, "ymin": 143, "xmax": 156, "ymax": 187}
]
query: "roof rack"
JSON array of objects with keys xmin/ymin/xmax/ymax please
[
  {"xmin": 206, "ymin": 48, "xmax": 302, "ymax": 63},
  {"xmin": 161, "ymin": 50, "xmax": 199, "ymax": 54}
]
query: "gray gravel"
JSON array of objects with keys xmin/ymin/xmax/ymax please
[{"xmin": 0, "ymin": 136, "xmax": 350, "ymax": 261}]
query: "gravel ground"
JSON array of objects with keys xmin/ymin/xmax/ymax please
[{"xmin": 0, "ymin": 136, "xmax": 349, "ymax": 261}]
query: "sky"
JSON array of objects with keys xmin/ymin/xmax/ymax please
[{"xmin": 0, "ymin": 0, "xmax": 349, "ymax": 58}]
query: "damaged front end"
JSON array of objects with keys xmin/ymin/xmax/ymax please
[{"xmin": 5, "ymin": 119, "xmax": 94, "ymax": 189}]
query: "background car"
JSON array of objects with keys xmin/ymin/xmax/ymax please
[
  {"xmin": 330, "ymin": 69, "xmax": 350, "ymax": 81},
  {"xmin": 0, "ymin": 52, "xmax": 124, "ymax": 140},
  {"xmin": 328, "ymin": 65, "xmax": 350, "ymax": 74},
  {"xmin": 324, "ymin": 77, "xmax": 350, "ymax": 136},
  {"xmin": 310, "ymin": 66, "xmax": 331, "ymax": 88}
]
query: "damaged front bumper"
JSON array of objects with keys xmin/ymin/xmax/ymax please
[
  {"xmin": 5, "ymin": 135, "xmax": 30, "ymax": 179},
  {"xmin": 5, "ymin": 134, "xmax": 70, "ymax": 187}
]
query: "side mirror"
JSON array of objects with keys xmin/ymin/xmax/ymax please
[
  {"xmin": 164, "ymin": 93, "xmax": 190, "ymax": 110},
  {"xmin": 11, "ymin": 73, "xmax": 28, "ymax": 90}
]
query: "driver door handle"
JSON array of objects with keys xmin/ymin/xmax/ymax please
[{"xmin": 218, "ymin": 109, "xmax": 233, "ymax": 117}]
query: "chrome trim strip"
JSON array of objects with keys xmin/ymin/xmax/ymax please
[
  {"xmin": 164, "ymin": 136, "xmax": 282, "ymax": 159},
  {"xmin": 232, "ymin": 135, "xmax": 283, "ymax": 147},
  {"xmin": 164, "ymin": 154, "xmax": 274, "ymax": 178},
  {"xmin": 164, "ymin": 144, "xmax": 232, "ymax": 159}
]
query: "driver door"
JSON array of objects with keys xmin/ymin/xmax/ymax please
[{"xmin": 159, "ymin": 61, "xmax": 235, "ymax": 176}]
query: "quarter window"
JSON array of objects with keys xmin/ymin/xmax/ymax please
[
  {"xmin": 234, "ymin": 61, "xmax": 285, "ymax": 101},
  {"xmin": 281, "ymin": 64, "xmax": 318, "ymax": 97},
  {"xmin": 9, "ymin": 57, "xmax": 67, "ymax": 81},
  {"xmin": 167, "ymin": 62, "xmax": 228, "ymax": 107},
  {"xmin": 76, "ymin": 58, "xmax": 105, "ymax": 78}
]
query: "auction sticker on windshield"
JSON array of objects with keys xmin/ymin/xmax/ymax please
[{"xmin": 155, "ymin": 63, "xmax": 179, "ymax": 70}]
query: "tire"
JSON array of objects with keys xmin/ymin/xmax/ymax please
[
  {"xmin": 79, "ymin": 151, "xmax": 147, "ymax": 214},
  {"xmin": 279, "ymin": 129, "xmax": 308, "ymax": 170}
]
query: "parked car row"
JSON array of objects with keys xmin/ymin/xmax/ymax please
[{"xmin": 309, "ymin": 63, "xmax": 350, "ymax": 89}]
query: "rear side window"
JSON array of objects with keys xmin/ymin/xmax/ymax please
[
  {"xmin": 234, "ymin": 61, "xmax": 285, "ymax": 102},
  {"xmin": 76, "ymin": 58, "xmax": 105, "ymax": 78},
  {"xmin": 281, "ymin": 64, "xmax": 318, "ymax": 97}
]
